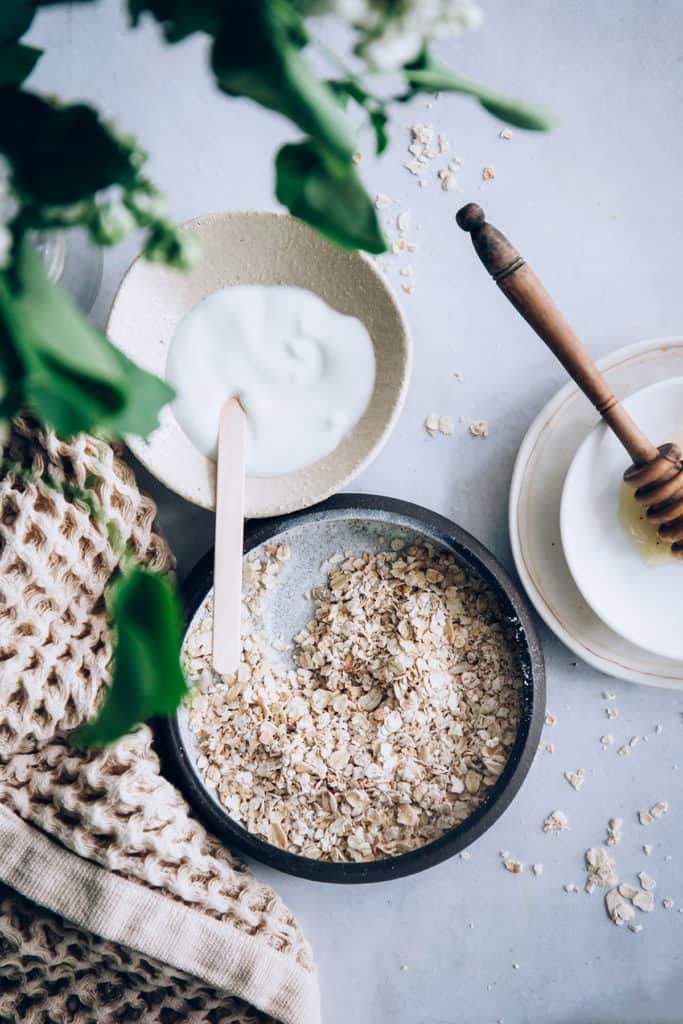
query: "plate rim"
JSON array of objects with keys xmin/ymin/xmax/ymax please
[{"xmin": 509, "ymin": 335, "xmax": 683, "ymax": 687}]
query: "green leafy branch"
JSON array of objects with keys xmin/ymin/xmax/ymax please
[{"xmin": 0, "ymin": 0, "xmax": 555, "ymax": 748}]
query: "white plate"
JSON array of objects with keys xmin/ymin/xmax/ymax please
[
  {"xmin": 561, "ymin": 378, "xmax": 683, "ymax": 662},
  {"xmin": 107, "ymin": 209, "xmax": 411, "ymax": 517},
  {"xmin": 509, "ymin": 336, "xmax": 683, "ymax": 688}
]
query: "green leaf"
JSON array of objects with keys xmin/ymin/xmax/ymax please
[
  {"xmin": 0, "ymin": 238, "xmax": 174, "ymax": 437},
  {"xmin": 71, "ymin": 567, "xmax": 188, "ymax": 748},
  {"xmin": 211, "ymin": 2, "xmax": 355, "ymax": 162},
  {"xmin": 0, "ymin": 43, "xmax": 42, "ymax": 85},
  {"xmin": 328, "ymin": 79, "xmax": 390, "ymax": 156},
  {"xmin": 275, "ymin": 140, "xmax": 386, "ymax": 254},
  {"xmin": 404, "ymin": 52, "xmax": 556, "ymax": 132},
  {"xmin": 369, "ymin": 107, "xmax": 389, "ymax": 155},
  {"xmin": 0, "ymin": 1, "xmax": 35, "ymax": 46},
  {"xmin": 0, "ymin": 90, "xmax": 140, "ymax": 204}
]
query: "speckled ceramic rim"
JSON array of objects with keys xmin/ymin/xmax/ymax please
[
  {"xmin": 106, "ymin": 209, "xmax": 412, "ymax": 517},
  {"xmin": 155, "ymin": 494, "xmax": 545, "ymax": 885}
]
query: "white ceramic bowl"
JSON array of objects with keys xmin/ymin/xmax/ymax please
[
  {"xmin": 560, "ymin": 377, "xmax": 683, "ymax": 662},
  {"xmin": 107, "ymin": 210, "xmax": 411, "ymax": 517}
]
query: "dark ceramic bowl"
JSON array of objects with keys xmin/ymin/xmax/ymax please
[{"xmin": 155, "ymin": 494, "xmax": 545, "ymax": 884}]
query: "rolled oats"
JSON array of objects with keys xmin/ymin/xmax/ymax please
[{"xmin": 185, "ymin": 543, "xmax": 523, "ymax": 862}]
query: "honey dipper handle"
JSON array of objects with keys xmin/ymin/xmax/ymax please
[{"xmin": 456, "ymin": 203, "xmax": 659, "ymax": 465}]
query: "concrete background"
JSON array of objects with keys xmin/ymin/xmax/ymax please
[{"xmin": 30, "ymin": 3, "xmax": 683, "ymax": 1021}]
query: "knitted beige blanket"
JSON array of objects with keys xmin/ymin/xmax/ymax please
[{"xmin": 0, "ymin": 421, "xmax": 320, "ymax": 1024}]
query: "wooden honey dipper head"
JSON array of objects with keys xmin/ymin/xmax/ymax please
[{"xmin": 457, "ymin": 203, "xmax": 683, "ymax": 558}]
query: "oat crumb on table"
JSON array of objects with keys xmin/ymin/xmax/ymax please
[
  {"xmin": 564, "ymin": 768, "xmax": 585, "ymax": 791},
  {"xmin": 543, "ymin": 810, "xmax": 569, "ymax": 834},
  {"xmin": 503, "ymin": 859, "xmax": 523, "ymax": 874},
  {"xmin": 185, "ymin": 543, "xmax": 523, "ymax": 862},
  {"xmin": 469, "ymin": 420, "xmax": 489, "ymax": 438}
]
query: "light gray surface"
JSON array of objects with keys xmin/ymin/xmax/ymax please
[{"xmin": 31, "ymin": 3, "xmax": 683, "ymax": 1022}]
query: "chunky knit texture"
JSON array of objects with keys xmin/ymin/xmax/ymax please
[
  {"xmin": 0, "ymin": 883, "xmax": 273, "ymax": 1024},
  {"xmin": 0, "ymin": 421, "xmax": 319, "ymax": 1024}
]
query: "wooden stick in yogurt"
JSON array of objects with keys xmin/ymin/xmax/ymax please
[{"xmin": 213, "ymin": 396, "xmax": 247, "ymax": 676}]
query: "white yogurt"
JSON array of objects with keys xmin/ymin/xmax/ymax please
[{"xmin": 166, "ymin": 286, "xmax": 375, "ymax": 477}]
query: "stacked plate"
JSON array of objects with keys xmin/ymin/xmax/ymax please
[{"xmin": 510, "ymin": 336, "xmax": 683, "ymax": 688}]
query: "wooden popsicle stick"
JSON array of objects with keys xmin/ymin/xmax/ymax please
[{"xmin": 212, "ymin": 396, "xmax": 246, "ymax": 676}]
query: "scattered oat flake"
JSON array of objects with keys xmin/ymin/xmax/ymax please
[
  {"xmin": 499, "ymin": 129, "xmax": 513, "ymax": 140},
  {"xmin": 424, "ymin": 414, "xmax": 439, "ymax": 435},
  {"xmin": 617, "ymin": 745, "xmax": 630, "ymax": 757},
  {"xmin": 404, "ymin": 159, "xmax": 428, "ymax": 176},
  {"xmin": 601, "ymin": 735, "xmax": 614, "ymax": 746},
  {"xmin": 543, "ymin": 810, "xmax": 569, "ymax": 834},
  {"xmin": 663, "ymin": 897, "xmax": 674, "ymax": 909},
  {"xmin": 400, "ymin": 267, "xmax": 414, "ymax": 277},
  {"xmin": 655, "ymin": 723, "xmax": 663, "ymax": 734},
  {"xmin": 469, "ymin": 420, "xmax": 489, "ymax": 438},
  {"xmin": 402, "ymin": 282, "xmax": 414, "ymax": 295},
  {"xmin": 460, "ymin": 851, "xmax": 471, "ymax": 861},
  {"xmin": 606, "ymin": 707, "xmax": 619, "ymax": 719},
  {"xmin": 619, "ymin": 883, "xmax": 639, "ymax": 900},
  {"xmin": 603, "ymin": 691, "xmax": 616, "ymax": 700},
  {"xmin": 629, "ymin": 736, "xmax": 640, "ymax": 747},
  {"xmin": 633, "ymin": 890, "xmax": 655, "ymax": 913},
  {"xmin": 638, "ymin": 871, "xmax": 656, "ymax": 891},
  {"xmin": 564, "ymin": 883, "xmax": 579, "ymax": 893},
  {"xmin": 406, "ymin": 242, "xmax": 418, "ymax": 252},
  {"xmin": 503, "ymin": 859, "xmax": 523, "ymax": 874},
  {"xmin": 564, "ymin": 769, "xmax": 585, "ymax": 791},
  {"xmin": 650, "ymin": 801, "xmax": 668, "ymax": 818},
  {"xmin": 375, "ymin": 193, "xmax": 391, "ymax": 210},
  {"xmin": 482, "ymin": 166, "xmax": 496, "ymax": 181},
  {"xmin": 438, "ymin": 133, "xmax": 449, "ymax": 153},
  {"xmin": 352, "ymin": 151, "xmax": 362, "ymax": 163},
  {"xmin": 605, "ymin": 889, "xmax": 635, "ymax": 926},
  {"xmin": 545, "ymin": 712, "xmax": 557, "ymax": 726},
  {"xmin": 606, "ymin": 818, "xmax": 622, "ymax": 847},
  {"xmin": 639, "ymin": 810, "xmax": 654, "ymax": 826},
  {"xmin": 397, "ymin": 211, "xmax": 412, "ymax": 233},
  {"xmin": 643, "ymin": 844, "xmax": 653, "ymax": 855},
  {"xmin": 392, "ymin": 239, "xmax": 407, "ymax": 254},
  {"xmin": 438, "ymin": 415, "xmax": 454, "ymax": 436},
  {"xmin": 629, "ymin": 922, "xmax": 643, "ymax": 933},
  {"xmin": 441, "ymin": 174, "xmax": 458, "ymax": 192},
  {"xmin": 585, "ymin": 847, "xmax": 618, "ymax": 893}
]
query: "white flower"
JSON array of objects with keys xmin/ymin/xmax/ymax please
[
  {"xmin": 306, "ymin": 0, "xmax": 483, "ymax": 71},
  {"xmin": 92, "ymin": 198, "xmax": 136, "ymax": 245},
  {"xmin": 127, "ymin": 188, "xmax": 168, "ymax": 221}
]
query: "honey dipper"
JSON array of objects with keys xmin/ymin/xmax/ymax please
[{"xmin": 456, "ymin": 203, "xmax": 683, "ymax": 557}]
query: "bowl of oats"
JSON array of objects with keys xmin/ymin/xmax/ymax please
[{"xmin": 156, "ymin": 494, "xmax": 544, "ymax": 883}]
